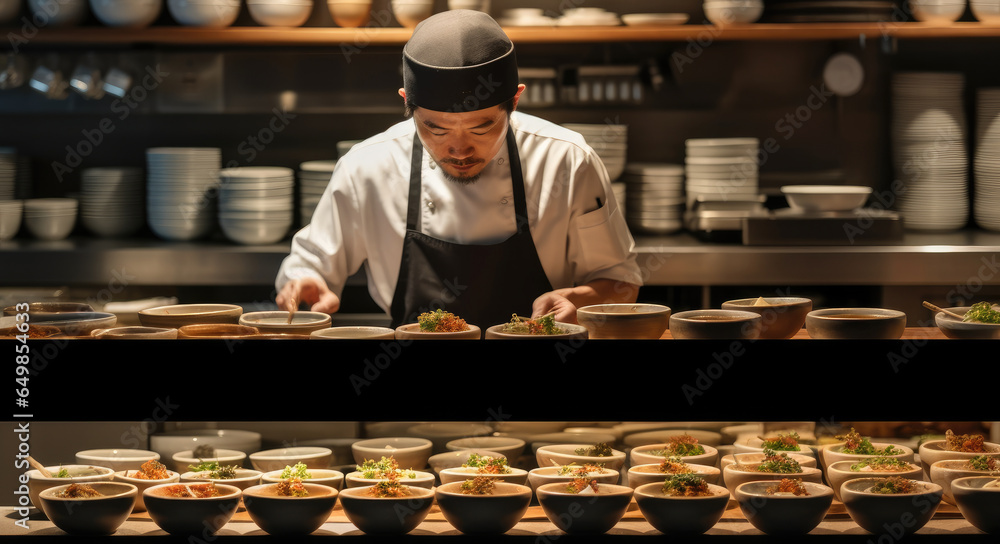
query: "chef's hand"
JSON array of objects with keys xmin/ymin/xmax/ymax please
[
  {"xmin": 532, "ymin": 292, "xmax": 578, "ymax": 324},
  {"xmin": 277, "ymin": 277, "xmax": 341, "ymax": 314}
]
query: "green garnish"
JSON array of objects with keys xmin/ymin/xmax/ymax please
[
  {"xmin": 760, "ymin": 432, "xmax": 801, "ymax": 452},
  {"xmin": 662, "ymin": 473, "xmax": 711, "ymax": 497},
  {"xmin": 188, "ymin": 461, "xmax": 238, "ymax": 479},
  {"xmin": 753, "ymin": 449, "xmax": 803, "ymax": 473},
  {"xmin": 556, "ymin": 463, "xmax": 606, "ymax": 476},
  {"xmin": 463, "ymin": 454, "xmax": 511, "ymax": 474},
  {"xmin": 417, "ymin": 309, "xmax": 468, "ymax": 332},
  {"xmin": 851, "ymin": 457, "xmax": 913, "ymax": 472},
  {"xmin": 968, "ymin": 455, "xmax": 1000, "ymax": 472},
  {"xmin": 574, "ymin": 443, "xmax": 613, "ymax": 457},
  {"xmin": 501, "ymin": 313, "xmax": 565, "ymax": 335},
  {"xmin": 870, "ymin": 476, "xmax": 916, "ymax": 494},
  {"xmin": 659, "ymin": 456, "xmax": 694, "ymax": 474},
  {"xmin": 963, "ymin": 302, "xmax": 1000, "ymax": 323},
  {"xmin": 54, "ymin": 467, "xmax": 70, "ymax": 478},
  {"xmin": 836, "ymin": 428, "xmax": 902, "ymax": 456},
  {"xmin": 460, "ymin": 476, "xmax": 496, "ymax": 495},
  {"xmin": 357, "ymin": 456, "xmax": 415, "ymax": 479},
  {"xmin": 652, "ymin": 435, "xmax": 706, "ymax": 457},
  {"xmin": 279, "ymin": 462, "xmax": 312, "ymax": 480}
]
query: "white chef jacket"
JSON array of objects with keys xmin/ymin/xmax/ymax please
[{"xmin": 275, "ymin": 111, "xmax": 642, "ymax": 314}]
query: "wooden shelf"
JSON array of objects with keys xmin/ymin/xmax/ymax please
[{"xmin": 4, "ymin": 22, "xmax": 1000, "ymax": 47}]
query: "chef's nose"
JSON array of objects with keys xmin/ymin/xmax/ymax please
[{"xmin": 447, "ymin": 137, "xmax": 474, "ymax": 159}]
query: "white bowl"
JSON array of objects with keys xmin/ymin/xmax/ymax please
[
  {"xmin": 26, "ymin": 465, "xmax": 116, "ymax": 510},
  {"xmin": 345, "ymin": 469, "xmax": 436, "ymax": 489},
  {"xmin": 113, "ymin": 469, "xmax": 180, "ymax": 512},
  {"xmin": 24, "ymin": 210, "xmax": 77, "ymax": 240},
  {"xmin": 408, "ymin": 422, "xmax": 493, "ymax": 454},
  {"xmin": 76, "ymin": 449, "xmax": 161, "ymax": 472},
  {"xmin": 250, "ymin": 447, "xmax": 333, "ymax": 472},
  {"xmin": 703, "ymin": 0, "xmax": 764, "ymax": 25},
  {"xmin": 167, "ymin": 0, "xmax": 241, "ymax": 26},
  {"xmin": 0, "ymin": 200, "xmax": 23, "ymax": 240},
  {"xmin": 910, "ymin": 0, "xmax": 967, "ymax": 22},
  {"xmin": 352, "ymin": 437, "xmax": 433, "ymax": 470},
  {"xmin": 971, "ymin": 0, "xmax": 1000, "ymax": 22},
  {"xmin": 149, "ymin": 429, "xmax": 262, "ymax": 469},
  {"xmin": 89, "ymin": 0, "xmax": 163, "ymax": 27},
  {"xmin": 261, "ymin": 468, "xmax": 345, "ymax": 490},
  {"xmin": 446, "ymin": 437, "xmax": 526, "ymax": 461},
  {"xmin": 220, "ymin": 218, "xmax": 292, "ymax": 245},
  {"xmin": 327, "ymin": 0, "xmax": 371, "ymax": 27},
  {"xmin": 247, "ymin": 0, "xmax": 312, "ymax": 26},
  {"xmin": 781, "ymin": 185, "xmax": 872, "ymax": 212},
  {"xmin": 391, "ymin": 0, "xmax": 433, "ymax": 28},
  {"xmin": 535, "ymin": 443, "xmax": 627, "ymax": 472},
  {"xmin": 28, "ymin": 0, "xmax": 88, "ymax": 26},
  {"xmin": 438, "ymin": 466, "xmax": 529, "ymax": 485},
  {"xmin": 171, "ymin": 448, "xmax": 248, "ymax": 473}
]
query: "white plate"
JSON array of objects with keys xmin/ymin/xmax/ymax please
[{"xmin": 621, "ymin": 13, "xmax": 689, "ymax": 25}]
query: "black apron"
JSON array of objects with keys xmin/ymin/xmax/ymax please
[{"xmin": 389, "ymin": 126, "xmax": 554, "ymax": 329}]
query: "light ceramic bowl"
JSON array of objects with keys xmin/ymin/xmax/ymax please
[
  {"xmin": 38, "ymin": 482, "xmax": 138, "ymax": 535},
  {"xmin": 138, "ymin": 303, "xmax": 243, "ymax": 328},
  {"xmin": 428, "ymin": 449, "xmax": 506, "ymax": 476},
  {"xmin": 239, "ymin": 310, "xmax": 332, "ymax": 335},
  {"xmin": 929, "ymin": 459, "xmax": 998, "ymax": 505},
  {"xmin": 633, "ymin": 481, "xmax": 730, "ymax": 535},
  {"xmin": 176, "ymin": 323, "xmax": 260, "ymax": 338},
  {"xmin": 935, "ymin": 307, "xmax": 1000, "ymax": 339},
  {"xmin": 394, "ymin": 322, "xmax": 482, "ymax": 339},
  {"xmin": 391, "ymin": 0, "xmax": 433, "ymax": 28},
  {"xmin": 971, "ymin": 0, "xmax": 1000, "ymax": 22},
  {"xmin": 805, "ymin": 308, "xmax": 907, "ymax": 339},
  {"xmin": 25, "ymin": 312, "xmax": 116, "ymax": 337},
  {"xmin": 733, "ymin": 436, "xmax": 815, "ymax": 459},
  {"xmin": 166, "ymin": 0, "xmax": 241, "ymax": 26},
  {"xmin": 631, "ymin": 443, "xmax": 720, "ymax": 467},
  {"xmin": 484, "ymin": 321, "xmax": 589, "ymax": 340},
  {"xmin": 4, "ymin": 301, "xmax": 93, "ymax": 317},
  {"xmin": 703, "ymin": 0, "xmax": 764, "ymax": 25},
  {"xmin": 919, "ymin": 438, "xmax": 1000, "ymax": 478},
  {"xmin": 818, "ymin": 442, "xmax": 915, "ymax": 472},
  {"xmin": 669, "ymin": 309, "xmax": 762, "ymax": 340},
  {"xmin": 576, "ymin": 303, "xmax": 670, "ymax": 339},
  {"xmin": 408, "ymin": 422, "xmax": 493, "ymax": 453},
  {"xmin": 535, "ymin": 444, "xmax": 627, "ymax": 472},
  {"xmin": 439, "ymin": 466, "xmax": 529, "ymax": 485},
  {"xmin": 143, "ymin": 482, "xmax": 242, "ymax": 535},
  {"xmin": 351, "ymin": 437, "xmax": 433, "ymax": 469},
  {"xmin": 310, "ymin": 326, "xmax": 396, "ymax": 339},
  {"xmin": 840, "ymin": 478, "xmax": 943, "ymax": 536},
  {"xmin": 526, "ymin": 465, "xmax": 620, "ymax": 493},
  {"xmin": 720, "ymin": 297, "xmax": 812, "ymax": 339},
  {"xmin": 242, "ymin": 483, "xmax": 339, "ymax": 536},
  {"xmin": 530, "ymin": 431, "xmax": 617, "ymax": 450},
  {"xmin": 171, "ymin": 448, "xmax": 248, "ymax": 473},
  {"xmin": 734, "ymin": 480, "xmax": 834, "ymax": 535},
  {"xmin": 623, "ymin": 429, "xmax": 722, "ymax": 448},
  {"xmin": 89, "ymin": 0, "xmax": 163, "ymax": 27},
  {"xmin": 910, "ymin": 0, "xmax": 966, "ymax": 22},
  {"xmin": 250, "ymin": 447, "xmax": 333, "ymax": 472},
  {"xmin": 28, "ymin": 0, "xmax": 87, "ymax": 26},
  {"xmin": 91, "ymin": 326, "xmax": 179, "ymax": 339},
  {"xmin": 627, "ymin": 463, "xmax": 721, "ymax": 488},
  {"xmin": 24, "ymin": 208, "xmax": 77, "ymax": 240},
  {"xmin": 825, "ymin": 459, "xmax": 922, "ymax": 501},
  {"xmin": 446, "ymin": 437, "xmax": 525, "ymax": 461},
  {"xmin": 721, "ymin": 451, "xmax": 817, "ymax": 471},
  {"xmin": 780, "ymin": 185, "xmax": 872, "ymax": 211},
  {"xmin": 150, "ymin": 429, "xmax": 261, "ymax": 470},
  {"xmin": 536, "ymin": 482, "xmax": 634, "ymax": 535},
  {"xmin": 180, "ymin": 468, "xmax": 263, "ymax": 493},
  {"xmin": 344, "ymin": 469, "xmax": 436, "ymax": 489},
  {"xmin": 435, "ymin": 481, "xmax": 532, "ymax": 535},
  {"xmin": 338, "ymin": 485, "xmax": 435, "ymax": 535},
  {"xmin": 26, "ymin": 465, "xmax": 116, "ymax": 510},
  {"xmin": 247, "ymin": 0, "xmax": 313, "ymax": 26},
  {"xmin": 261, "ymin": 468, "xmax": 345, "ymax": 490},
  {"xmin": 75, "ymin": 449, "xmax": 161, "ymax": 472},
  {"xmin": 0, "ymin": 199, "xmax": 22, "ymax": 240},
  {"xmin": 328, "ymin": 0, "xmax": 372, "ymax": 27},
  {"xmin": 722, "ymin": 464, "xmax": 824, "ymax": 493},
  {"xmin": 112, "ymin": 469, "xmax": 180, "ymax": 511},
  {"xmin": 220, "ymin": 217, "xmax": 292, "ymax": 245},
  {"xmin": 952, "ymin": 476, "xmax": 1000, "ymax": 534}
]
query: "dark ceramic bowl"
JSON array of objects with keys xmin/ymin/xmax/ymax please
[
  {"xmin": 434, "ymin": 481, "xmax": 532, "ymax": 535},
  {"xmin": 951, "ymin": 476, "xmax": 1000, "ymax": 534},
  {"xmin": 633, "ymin": 481, "xmax": 730, "ymax": 535},
  {"xmin": 38, "ymin": 482, "xmax": 137, "ymax": 535},
  {"xmin": 840, "ymin": 478, "xmax": 942, "ymax": 536},
  {"xmin": 536, "ymin": 482, "xmax": 633, "ymax": 535},
  {"xmin": 734, "ymin": 480, "xmax": 834, "ymax": 535},
  {"xmin": 576, "ymin": 303, "xmax": 670, "ymax": 339},
  {"xmin": 669, "ymin": 309, "xmax": 761, "ymax": 340},
  {"xmin": 242, "ymin": 483, "xmax": 339, "ymax": 536},
  {"xmin": 143, "ymin": 482, "xmax": 242, "ymax": 535},
  {"xmin": 805, "ymin": 308, "xmax": 906, "ymax": 339},
  {"xmin": 720, "ymin": 297, "xmax": 812, "ymax": 339},
  {"xmin": 338, "ymin": 485, "xmax": 434, "ymax": 535}
]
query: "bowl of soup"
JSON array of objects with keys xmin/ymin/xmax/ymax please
[
  {"xmin": 576, "ymin": 303, "xmax": 670, "ymax": 339},
  {"xmin": 805, "ymin": 308, "xmax": 906, "ymax": 339},
  {"xmin": 669, "ymin": 309, "xmax": 761, "ymax": 340}
]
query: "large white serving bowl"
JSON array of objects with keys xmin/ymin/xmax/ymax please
[
  {"xmin": 28, "ymin": 0, "xmax": 88, "ymax": 26},
  {"xmin": 781, "ymin": 185, "xmax": 872, "ymax": 212},
  {"xmin": 909, "ymin": 0, "xmax": 966, "ymax": 22},
  {"xmin": 90, "ymin": 0, "xmax": 164, "ymax": 27},
  {"xmin": 167, "ymin": 0, "xmax": 241, "ymax": 26},
  {"xmin": 76, "ymin": 449, "xmax": 161, "ymax": 472},
  {"xmin": 247, "ymin": 0, "xmax": 313, "ymax": 26}
]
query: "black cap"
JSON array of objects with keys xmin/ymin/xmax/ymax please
[{"xmin": 402, "ymin": 10, "xmax": 518, "ymax": 113}]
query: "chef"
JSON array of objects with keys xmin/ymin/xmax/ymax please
[{"xmin": 276, "ymin": 10, "xmax": 641, "ymax": 327}]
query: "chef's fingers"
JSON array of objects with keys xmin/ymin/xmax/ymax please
[
  {"xmin": 276, "ymin": 281, "xmax": 301, "ymax": 312},
  {"xmin": 310, "ymin": 292, "xmax": 342, "ymax": 314}
]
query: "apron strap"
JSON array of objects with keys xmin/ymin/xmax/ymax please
[{"xmin": 405, "ymin": 133, "xmax": 424, "ymax": 232}]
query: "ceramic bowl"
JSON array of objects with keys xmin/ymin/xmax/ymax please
[
  {"xmin": 918, "ymin": 438, "xmax": 1000, "ymax": 477},
  {"xmin": 261, "ymin": 468, "xmax": 345, "ymax": 490},
  {"xmin": 929, "ymin": 459, "xmax": 998, "ymax": 505},
  {"xmin": 250, "ymin": 447, "xmax": 333, "ymax": 472},
  {"xmin": 630, "ymin": 443, "xmax": 720, "ymax": 467},
  {"xmin": 633, "ymin": 481, "xmax": 730, "ymax": 535},
  {"xmin": 112, "ymin": 469, "xmax": 180, "ymax": 511},
  {"xmin": 536, "ymin": 482, "xmax": 634, "ymax": 535},
  {"xmin": 143, "ymin": 482, "xmax": 242, "ymax": 535},
  {"xmin": 720, "ymin": 297, "xmax": 812, "ymax": 339},
  {"xmin": 530, "ymin": 431, "xmax": 618, "ymax": 450},
  {"xmin": 242, "ymin": 483, "xmax": 339, "ymax": 536},
  {"xmin": 703, "ymin": 0, "xmax": 764, "ymax": 25},
  {"xmin": 826, "ymin": 459, "xmax": 922, "ymax": 502},
  {"xmin": 91, "ymin": 326, "xmax": 179, "ymax": 339},
  {"xmin": 166, "ymin": 0, "xmax": 241, "ymax": 27},
  {"xmin": 26, "ymin": 465, "xmax": 116, "ymax": 510},
  {"xmin": 669, "ymin": 309, "xmax": 762, "ymax": 340},
  {"xmin": 246, "ymin": 0, "xmax": 313, "ymax": 27},
  {"xmin": 484, "ymin": 321, "xmax": 589, "ymax": 340},
  {"xmin": 239, "ymin": 310, "xmax": 332, "ymax": 335},
  {"xmin": 338, "ymin": 485, "xmax": 435, "ymax": 534},
  {"xmin": 90, "ymin": 0, "xmax": 163, "ymax": 27},
  {"xmin": 435, "ymin": 481, "xmax": 532, "ymax": 535},
  {"xmin": 840, "ymin": 478, "xmax": 943, "ymax": 536},
  {"xmin": 344, "ymin": 469, "xmax": 436, "ymax": 489},
  {"xmin": 439, "ymin": 466, "xmax": 529, "ymax": 485},
  {"xmin": 28, "ymin": 312, "xmax": 117, "ymax": 337},
  {"xmin": 180, "ymin": 468, "xmax": 263, "ymax": 493},
  {"xmin": 138, "ymin": 303, "xmax": 243, "ymax": 328},
  {"xmin": 351, "ymin": 437, "xmax": 433, "ymax": 469},
  {"xmin": 140, "ymin": 429, "xmax": 262, "ymax": 471},
  {"xmin": 38, "ymin": 482, "xmax": 137, "ymax": 535},
  {"xmin": 408, "ymin": 422, "xmax": 493, "ymax": 453},
  {"xmin": 391, "ymin": 0, "xmax": 433, "ymax": 28},
  {"xmin": 819, "ymin": 442, "xmax": 915, "ymax": 472},
  {"xmin": 805, "ymin": 308, "xmax": 906, "ymax": 339},
  {"xmin": 428, "ymin": 449, "xmax": 506, "ymax": 476},
  {"xmin": 310, "ymin": 326, "xmax": 396, "ymax": 339},
  {"xmin": 722, "ymin": 464, "xmax": 824, "ymax": 493},
  {"xmin": 328, "ymin": 0, "xmax": 372, "ymax": 27},
  {"xmin": 781, "ymin": 184, "xmax": 872, "ymax": 211},
  {"xmin": 734, "ymin": 480, "xmax": 834, "ymax": 535},
  {"xmin": 526, "ymin": 465, "xmax": 620, "ymax": 493},
  {"xmin": 171, "ymin": 448, "xmax": 247, "ymax": 473},
  {"xmin": 951, "ymin": 476, "xmax": 1000, "ymax": 534},
  {"xmin": 623, "ymin": 429, "xmax": 722, "ymax": 448},
  {"xmin": 0, "ymin": 199, "xmax": 22, "ymax": 240},
  {"xmin": 733, "ymin": 436, "xmax": 815, "ymax": 459},
  {"xmin": 3, "ymin": 301, "xmax": 93, "ymax": 318},
  {"xmin": 446, "ymin": 437, "xmax": 526, "ymax": 461},
  {"xmin": 535, "ymin": 444, "xmax": 627, "ymax": 472},
  {"xmin": 576, "ymin": 303, "xmax": 670, "ymax": 339},
  {"xmin": 721, "ymin": 451, "xmax": 817, "ymax": 470},
  {"xmin": 627, "ymin": 463, "xmax": 721, "ymax": 488},
  {"xmin": 75, "ymin": 449, "xmax": 161, "ymax": 472},
  {"xmin": 909, "ymin": 0, "xmax": 966, "ymax": 22},
  {"xmin": 934, "ymin": 306, "xmax": 1000, "ymax": 339},
  {"xmin": 394, "ymin": 323, "xmax": 482, "ymax": 339}
]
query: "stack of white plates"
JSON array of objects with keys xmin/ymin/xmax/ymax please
[
  {"xmin": 974, "ymin": 88, "xmax": 1000, "ymax": 231},
  {"xmin": 0, "ymin": 148, "xmax": 15, "ymax": 200},
  {"xmin": 146, "ymin": 147, "xmax": 221, "ymax": 241},
  {"xmin": 622, "ymin": 162, "xmax": 685, "ymax": 234},
  {"xmin": 557, "ymin": 7, "xmax": 621, "ymax": 25},
  {"xmin": 218, "ymin": 166, "xmax": 294, "ymax": 245},
  {"xmin": 298, "ymin": 160, "xmax": 335, "ymax": 227},
  {"xmin": 80, "ymin": 167, "xmax": 145, "ymax": 238},
  {"xmin": 562, "ymin": 123, "xmax": 628, "ymax": 181},
  {"xmin": 684, "ymin": 138, "xmax": 760, "ymax": 207},
  {"xmin": 891, "ymin": 72, "xmax": 969, "ymax": 231}
]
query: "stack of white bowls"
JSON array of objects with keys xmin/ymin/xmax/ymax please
[
  {"xmin": 298, "ymin": 160, "xmax": 335, "ymax": 227},
  {"xmin": 80, "ymin": 167, "xmax": 146, "ymax": 238},
  {"xmin": 146, "ymin": 147, "xmax": 220, "ymax": 241},
  {"xmin": 974, "ymin": 88, "xmax": 1000, "ymax": 231},
  {"xmin": 0, "ymin": 199, "xmax": 22, "ymax": 241},
  {"xmin": 622, "ymin": 162, "xmax": 685, "ymax": 234},
  {"xmin": 0, "ymin": 148, "xmax": 14, "ymax": 200},
  {"xmin": 685, "ymin": 138, "xmax": 760, "ymax": 207},
  {"xmin": 218, "ymin": 166, "xmax": 294, "ymax": 245},
  {"xmin": 23, "ymin": 198, "xmax": 78, "ymax": 241},
  {"xmin": 891, "ymin": 72, "xmax": 969, "ymax": 231},
  {"xmin": 247, "ymin": 0, "xmax": 313, "ymax": 26},
  {"xmin": 562, "ymin": 123, "xmax": 628, "ymax": 181}
]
